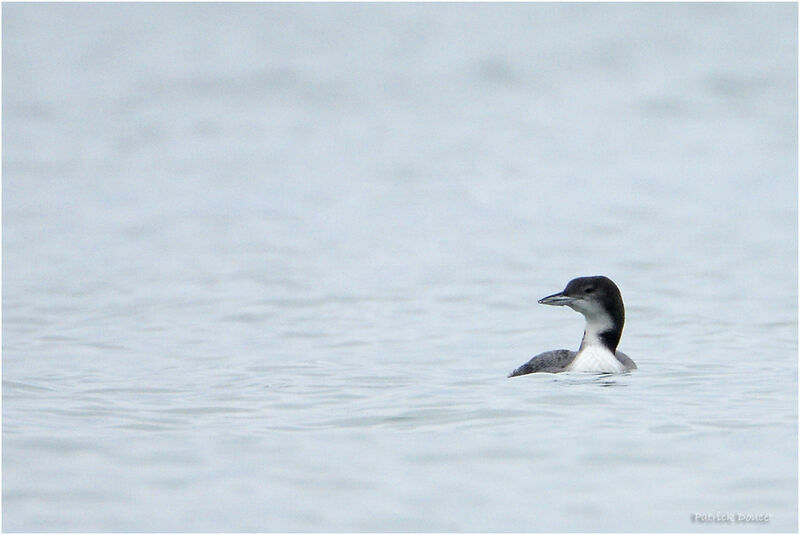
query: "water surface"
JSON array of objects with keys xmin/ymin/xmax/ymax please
[{"xmin": 3, "ymin": 3, "xmax": 797, "ymax": 531}]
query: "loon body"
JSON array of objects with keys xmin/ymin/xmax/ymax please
[{"xmin": 508, "ymin": 276, "xmax": 636, "ymax": 376}]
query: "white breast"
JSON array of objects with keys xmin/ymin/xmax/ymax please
[{"xmin": 566, "ymin": 344, "xmax": 627, "ymax": 373}]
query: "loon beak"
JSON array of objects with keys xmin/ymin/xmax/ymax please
[{"xmin": 538, "ymin": 292, "xmax": 576, "ymax": 306}]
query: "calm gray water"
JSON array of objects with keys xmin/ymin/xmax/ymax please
[{"xmin": 3, "ymin": 3, "xmax": 797, "ymax": 532}]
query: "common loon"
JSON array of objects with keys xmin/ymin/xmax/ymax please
[{"xmin": 508, "ymin": 276, "xmax": 636, "ymax": 376}]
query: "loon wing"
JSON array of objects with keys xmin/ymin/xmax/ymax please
[
  {"xmin": 615, "ymin": 351, "xmax": 637, "ymax": 370},
  {"xmin": 508, "ymin": 349, "xmax": 577, "ymax": 377}
]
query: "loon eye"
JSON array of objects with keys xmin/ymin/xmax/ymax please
[{"xmin": 584, "ymin": 287, "xmax": 594, "ymax": 294}]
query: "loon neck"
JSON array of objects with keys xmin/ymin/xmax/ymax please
[{"xmin": 579, "ymin": 317, "xmax": 623, "ymax": 353}]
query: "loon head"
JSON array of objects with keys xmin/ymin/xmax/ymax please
[{"xmin": 538, "ymin": 275, "xmax": 625, "ymax": 352}]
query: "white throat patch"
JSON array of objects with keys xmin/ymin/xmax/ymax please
[{"xmin": 565, "ymin": 302, "xmax": 624, "ymax": 373}]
